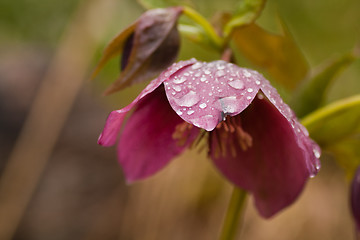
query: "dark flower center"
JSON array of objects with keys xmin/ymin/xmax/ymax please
[{"xmin": 211, "ymin": 116, "xmax": 253, "ymax": 158}]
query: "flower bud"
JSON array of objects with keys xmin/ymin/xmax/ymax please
[{"xmin": 93, "ymin": 7, "xmax": 183, "ymax": 94}]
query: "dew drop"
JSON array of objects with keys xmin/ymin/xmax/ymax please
[
  {"xmin": 228, "ymin": 80, "xmax": 244, "ymax": 90},
  {"xmin": 204, "ymin": 70, "xmax": 211, "ymax": 75},
  {"xmin": 187, "ymin": 110, "xmax": 195, "ymax": 115},
  {"xmin": 216, "ymin": 70, "xmax": 225, "ymax": 77},
  {"xmin": 174, "ymin": 91, "xmax": 200, "ymax": 107},
  {"xmin": 191, "ymin": 62, "xmax": 202, "ymax": 70},
  {"xmin": 199, "ymin": 103, "xmax": 207, "ymax": 109},
  {"xmin": 217, "ymin": 64, "xmax": 225, "ymax": 70},
  {"xmin": 243, "ymin": 70, "xmax": 251, "ymax": 77},
  {"xmin": 247, "ymin": 88, "xmax": 254, "ymax": 93},
  {"xmin": 200, "ymin": 77, "xmax": 207, "ymax": 82},
  {"xmin": 173, "ymin": 85, "xmax": 181, "ymax": 92},
  {"xmin": 173, "ymin": 76, "xmax": 186, "ymax": 84},
  {"xmin": 246, "ymin": 96, "xmax": 252, "ymax": 100},
  {"xmin": 313, "ymin": 148, "xmax": 321, "ymax": 159},
  {"xmin": 255, "ymin": 80, "xmax": 261, "ymax": 85},
  {"xmin": 176, "ymin": 110, "xmax": 183, "ymax": 115}
]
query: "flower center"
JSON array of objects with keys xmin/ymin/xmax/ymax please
[
  {"xmin": 212, "ymin": 117, "xmax": 253, "ymax": 158},
  {"xmin": 172, "ymin": 122, "xmax": 206, "ymax": 149}
]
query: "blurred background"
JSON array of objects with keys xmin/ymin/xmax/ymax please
[{"xmin": 0, "ymin": 0, "xmax": 359, "ymax": 239}]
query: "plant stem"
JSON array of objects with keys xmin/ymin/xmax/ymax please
[
  {"xmin": 219, "ymin": 187, "xmax": 247, "ymax": 240},
  {"xmin": 182, "ymin": 6, "xmax": 223, "ymax": 50}
]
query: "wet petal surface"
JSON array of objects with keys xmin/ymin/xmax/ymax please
[{"xmin": 164, "ymin": 60, "xmax": 263, "ymax": 131}]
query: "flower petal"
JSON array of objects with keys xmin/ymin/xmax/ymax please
[
  {"xmin": 98, "ymin": 75, "xmax": 166, "ymax": 146},
  {"xmin": 118, "ymin": 87, "xmax": 200, "ymax": 182},
  {"xmin": 164, "ymin": 60, "xmax": 263, "ymax": 131},
  {"xmin": 98, "ymin": 59, "xmax": 197, "ymax": 146},
  {"xmin": 210, "ymin": 94, "xmax": 320, "ymax": 218}
]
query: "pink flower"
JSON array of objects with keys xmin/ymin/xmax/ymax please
[{"xmin": 98, "ymin": 59, "xmax": 321, "ymax": 218}]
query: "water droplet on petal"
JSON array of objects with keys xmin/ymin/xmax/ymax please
[
  {"xmin": 191, "ymin": 62, "xmax": 202, "ymax": 70},
  {"xmin": 228, "ymin": 80, "xmax": 244, "ymax": 90},
  {"xmin": 216, "ymin": 70, "xmax": 225, "ymax": 77},
  {"xmin": 243, "ymin": 69, "xmax": 251, "ymax": 77},
  {"xmin": 187, "ymin": 110, "xmax": 195, "ymax": 115},
  {"xmin": 247, "ymin": 88, "xmax": 253, "ymax": 93},
  {"xmin": 199, "ymin": 103, "xmax": 207, "ymax": 109},
  {"xmin": 313, "ymin": 148, "xmax": 321, "ymax": 159},
  {"xmin": 174, "ymin": 91, "xmax": 200, "ymax": 107},
  {"xmin": 176, "ymin": 110, "xmax": 183, "ymax": 115},
  {"xmin": 173, "ymin": 85, "xmax": 181, "ymax": 92},
  {"xmin": 200, "ymin": 77, "xmax": 207, "ymax": 82},
  {"xmin": 173, "ymin": 76, "xmax": 186, "ymax": 84},
  {"xmin": 204, "ymin": 70, "xmax": 211, "ymax": 75},
  {"xmin": 255, "ymin": 80, "xmax": 261, "ymax": 85},
  {"xmin": 246, "ymin": 96, "xmax": 252, "ymax": 100}
]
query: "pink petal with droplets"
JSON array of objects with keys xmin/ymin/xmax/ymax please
[{"xmin": 164, "ymin": 60, "xmax": 262, "ymax": 131}]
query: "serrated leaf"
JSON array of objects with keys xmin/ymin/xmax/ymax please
[
  {"xmin": 232, "ymin": 22, "xmax": 309, "ymax": 90},
  {"xmin": 224, "ymin": 0, "xmax": 266, "ymax": 36},
  {"xmin": 292, "ymin": 52, "xmax": 357, "ymax": 118},
  {"xmin": 302, "ymin": 95, "xmax": 360, "ymax": 177}
]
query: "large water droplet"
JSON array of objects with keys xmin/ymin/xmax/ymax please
[
  {"xmin": 173, "ymin": 76, "xmax": 186, "ymax": 84},
  {"xmin": 187, "ymin": 110, "xmax": 195, "ymax": 115},
  {"xmin": 174, "ymin": 91, "xmax": 200, "ymax": 107},
  {"xmin": 228, "ymin": 80, "xmax": 244, "ymax": 90},
  {"xmin": 191, "ymin": 62, "xmax": 202, "ymax": 70},
  {"xmin": 190, "ymin": 115, "xmax": 216, "ymax": 131},
  {"xmin": 243, "ymin": 69, "xmax": 252, "ymax": 77},
  {"xmin": 313, "ymin": 148, "xmax": 321, "ymax": 159},
  {"xmin": 173, "ymin": 85, "xmax": 181, "ymax": 92},
  {"xmin": 216, "ymin": 70, "xmax": 225, "ymax": 77},
  {"xmin": 199, "ymin": 103, "xmax": 207, "ymax": 109},
  {"xmin": 219, "ymin": 96, "xmax": 238, "ymax": 114}
]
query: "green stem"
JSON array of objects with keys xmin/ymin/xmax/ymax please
[
  {"xmin": 219, "ymin": 187, "xmax": 247, "ymax": 240},
  {"xmin": 182, "ymin": 6, "xmax": 224, "ymax": 50}
]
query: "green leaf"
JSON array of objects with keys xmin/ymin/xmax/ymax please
[
  {"xmin": 232, "ymin": 22, "xmax": 309, "ymax": 90},
  {"xmin": 302, "ymin": 95, "xmax": 360, "ymax": 177},
  {"xmin": 302, "ymin": 95, "xmax": 360, "ymax": 146},
  {"xmin": 137, "ymin": 0, "xmax": 192, "ymax": 9},
  {"xmin": 292, "ymin": 51, "xmax": 357, "ymax": 118},
  {"xmin": 224, "ymin": 0, "xmax": 266, "ymax": 36}
]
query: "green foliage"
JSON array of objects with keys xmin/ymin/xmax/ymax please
[
  {"xmin": 232, "ymin": 22, "xmax": 309, "ymax": 91},
  {"xmin": 302, "ymin": 95, "xmax": 360, "ymax": 177},
  {"xmin": 0, "ymin": 0, "xmax": 79, "ymax": 45},
  {"xmin": 224, "ymin": 0, "xmax": 266, "ymax": 36},
  {"xmin": 292, "ymin": 51, "xmax": 358, "ymax": 118}
]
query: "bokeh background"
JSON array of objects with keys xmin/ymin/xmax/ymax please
[{"xmin": 0, "ymin": 0, "xmax": 360, "ymax": 239}]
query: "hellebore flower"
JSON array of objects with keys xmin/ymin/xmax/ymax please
[
  {"xmin": 351, "ymin": 166, "xmax": 360, "ymax": 233},
  {"xmin": 92, "ymin": 7, "xmax": 183, "ymax": 94},
  {"xmin": 98, "ymin": 59, "xmax": 321, "ymax": 218}
]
